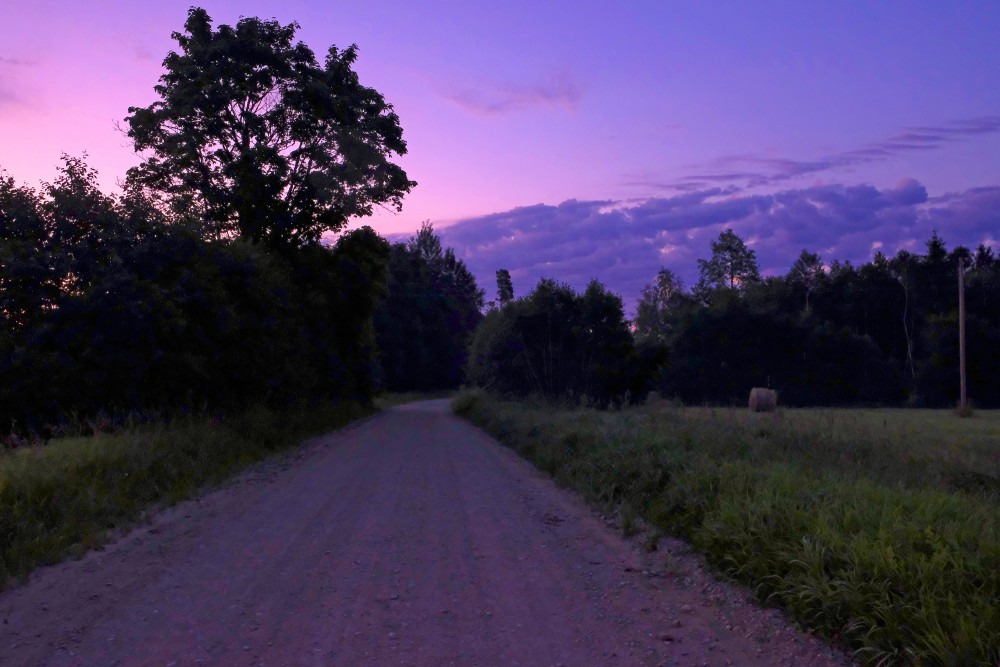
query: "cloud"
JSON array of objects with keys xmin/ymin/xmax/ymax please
[
  {"xmin": 644, "ymin": 115, "xmax": 1000, "ymax": 194},
  {"xmin": 441, "ymin": 72, "xmax": 582, "ymax": 116},
  {"xmin": 0, "ymin": 56, "xmax": 35, "ymax": 67},
  {"xmin": 0, "ymin": 55, "xmax": 37, "ymax": 111},
  {"xmin": 132, "ymin": 42, "xmax": 156, "ymax": 63},
  {"xmin": 435, "ymin": 179, "xmax": 998, "ymax": 312}
]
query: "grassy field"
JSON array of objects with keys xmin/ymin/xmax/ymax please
[
  {"xmin": 453, "ymin": 392, "xmax": 1000, "ymax": 667},
  {"xmin": 0, "ymin": 402, "xmax": 374, "ymax": 587}
]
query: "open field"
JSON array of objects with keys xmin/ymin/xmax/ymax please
[
  {"xmin": 0, "ymin": 402, "xmax": 374, "ymax": 587},
  {"xmin": 453, "ymin": 392, "xmax": 1000, "ymax": 666}
]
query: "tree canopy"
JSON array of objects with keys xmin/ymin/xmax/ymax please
[
  {"xmin": 374, "ymin": 223, "xmax": 483, "ymax": 391},
  {"xmin": 633, "ymin": 268, "xmax": 686, "ymax": 344},
  {"xmin": 125, "ymin": 7, "xmax": 414, "ymax": 248},
  {"xmin": 695, "ymin": 228, "xmax": 761, "ymax": 298},
  {"xmin": 495, "ymin": 269, "xmax": 514, "ymax": 307},
  {"xmin": 635, "ymin": 228, "xmax": 1000, "ymax": 407},
  {"xmin": 466, "ymin": 278, "xmax": 655, "ymax": 406},
  {"xmin": 1, "ymin": 157, "xmax": 392, "ymax": 431}
]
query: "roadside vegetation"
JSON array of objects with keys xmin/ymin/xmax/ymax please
[
  {"xmin": 0, "ymin": 402, "xmax": 372, "ymax": 586},
  {"xmin": 454, "ymin": 391, "xmax": 1000, "ymax": 666},
  {"xmin": 1, "ymin": 10, "xmax": 477, "ymax": 586}
]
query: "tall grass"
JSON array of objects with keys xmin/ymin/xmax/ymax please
[
  {"xmin": 0, "ymin": 402, "xmax": 373, "ymax": 587},
  {"xmin": 453, "ymin": 391, "xmax": 1000, "ymax": 666}
]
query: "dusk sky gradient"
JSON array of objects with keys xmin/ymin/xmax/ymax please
[{"xmin": 2, "ymin": 1, "xmax": 999, "ymax": 308}]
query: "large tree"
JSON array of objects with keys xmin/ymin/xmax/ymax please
[
  {"xmin": 634, "ymin": 267, "xmax": 686, "ymax": 343},
  {"xmin": 787, "ymin": 249, "xmax": 825, "ymax": 313},
  {"xmin": 495, "ymin": 269, "xmax": 514, "ymax": 307},
  {"xmin": 125, "ymin": 7, "xmax": 414, "ymax": 247},
  {"xmin": 695, "ymin": 228, "xmax": 761, "ymax": 299}
]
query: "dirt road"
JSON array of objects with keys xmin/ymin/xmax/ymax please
[{"xmin": 0, "ymin": 400, "xmax": 852, "ymax": 666}]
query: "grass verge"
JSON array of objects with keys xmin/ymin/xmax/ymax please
[
  {"xmin": 452, "ymin": 391, "xmax": 1000, "ymax": 667},
  {"xmin": 0, "ymin": 401, "xmax": 373, "ymax": 587}
]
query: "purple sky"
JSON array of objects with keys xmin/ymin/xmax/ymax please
[{"xmin": 2, "ymin": 1, "xmax": 999, "ymax": 308}]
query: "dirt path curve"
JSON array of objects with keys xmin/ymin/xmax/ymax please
[{"xmin": 0, "ymin": 400, "xmax": 853, "ymax": 666}]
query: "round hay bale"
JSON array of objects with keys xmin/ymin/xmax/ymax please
[{"xmin": 748, "ymin": 387, "xmax": 777, "ymax": 413}]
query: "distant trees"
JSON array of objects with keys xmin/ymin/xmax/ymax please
[
  {"xmin": 663, "ymin": 301, "xmax": 904, "ymax": 406},
  {"xmin": 466, "ymin": 278, "xmax": 655, "ymax": 406},
  {"xmin": 633, "ymin": 268, "xmax": 687, "ymax": 344},
  {"xmin": 462, "ymin": 224, "xmax": 1000, "ymax": 409},
  {"xmin": 787, "ymin": 250, "xmax": 825, "ymax": 312},
  {"xmin": 125, "ymin": 7, "xmax": 414, "ymax": 248},
  {"xmin": 635, "ymin": 227, "xmax": 1000, "ymax": 407},
  {"xmin": 695, "ymin": 228, "xmax": 761, "ymax": 299},
  {"xmin": 1, "ymin": 158, "xmax": 390, "ymax": 431},
  {"xmin": 374, "ymin": 223, "xmax": 483, "ymax": 392},
  {"xmin": 495, "ymin": 269, "xmax": 514, "ymax": 307}
]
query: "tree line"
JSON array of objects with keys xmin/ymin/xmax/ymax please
[
  {"xmin": 636, "ymin": 229, "xmax": 1000, "ymax": 407},
  {"xmin": 4, "ymin": 8, "xmax": 997, "ymax": 438},
  {"xmin": 0, "ymin": 9, "xmax": 483, "ymax": 437},
  {"xmin": 465, "ymin": 226, "xmax": 1000, "ymax": 408}
]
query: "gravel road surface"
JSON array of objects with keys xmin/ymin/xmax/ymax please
[{"xmin": 0, "ymin": 400, "xmax": 853, "ymax": 666}]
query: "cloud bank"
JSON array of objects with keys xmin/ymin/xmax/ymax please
[{"xmin": 435, "ymin": 180, "xmax": 1000, "ymax": 311}]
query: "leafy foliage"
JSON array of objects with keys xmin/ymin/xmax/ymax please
[
  {"xmin": 466, "ymin": 278, "xmax": 655, "ymax": 405},
  {"xmin": 633, "ymin": 268, "xmax": 686, "ymax": 344},
  {"xmin": 640, "ymin": 227, "xmax": 1000, "ymax": 407},
  {"xmin": 374, "ymin": 223, "xmax": 483, "ymax": 392},
  {"xmin": 1, "ymin": 157, "xmax": 389, "ymax": 433},
  {"xmin": 495, "ymin": 268, "xmax": 514, "ymax": 306},
  {"xmin": 125, "ymin": 7, "xmax": 414, "ymax": 247},
  {"xmin": 695, "ymin": 227, "xmax": 761, "ymax": 298}
]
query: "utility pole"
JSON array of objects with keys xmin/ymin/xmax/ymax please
[{"xmin": 958, "ymin": 257, "xmax": 967, "ymax": 412}]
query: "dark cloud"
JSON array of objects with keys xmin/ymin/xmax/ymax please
[
  {"xmin": 434, "ymin": 180, "xmax": 998, "ymax": 313},
  {"xmin": 643, "ymin": 115, "xmax": 1000, "ymax": 193},
  {"xmin": 442, "ymin": 72, "xmax": 582, "ymax": 116},
  {"xmin": 911, "ymin": 116, "xmax": 1000, "ymax": 136}
]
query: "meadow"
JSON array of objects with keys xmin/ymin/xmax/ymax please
[
  {"xmin": 0, "ymin": 402, "xmax": 373, "ymax": 587},
  {"xmin": 453, "ymin": 391, "xmax": 1000, "ymax": 666}
]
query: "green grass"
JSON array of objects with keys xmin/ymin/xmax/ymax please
[
  {"xmin": 453, "ymin": 391, "xmax": 1000, "ymax": 666},
  {"xmin": 0, "ymin": 401, "xmax": 373, "ymax": 587}
]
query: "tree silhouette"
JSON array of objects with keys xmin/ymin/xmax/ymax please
[
  {"xmin": 695, "ymin": 228, "xmax": 760, "ymax": 299},
  {"xmin": 496, "ymin": 269, "xmax": 514, "ymax": 306},
  {"xmin": 634, "ymin": 268, "xmax": 685, "ymax": 343},
  {"xmin": 787, "ymin": 249, "xmax": 825, "ymax": 312},
  {"xmin": 125, "ymin": 7, "xmax": 414, "ymax": 248}
]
